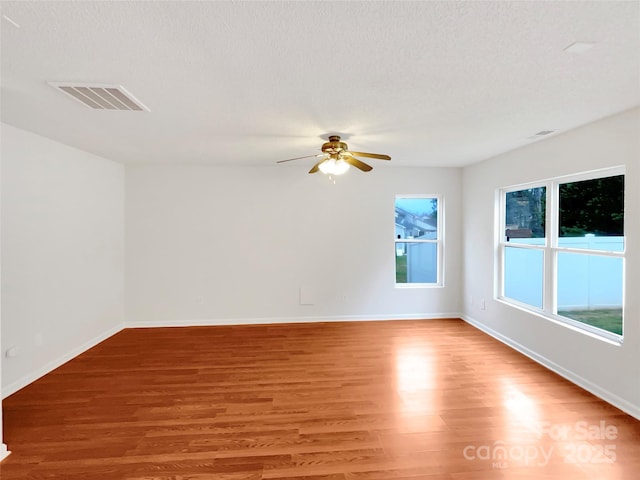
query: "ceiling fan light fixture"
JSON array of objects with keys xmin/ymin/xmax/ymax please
[
  {"xmin": 319, "ymin": 157, "xmax": 350, "ymax": 175},
  {"xmin": 276, "ymin": 135, "xmax": 389, "ymax": 174}
]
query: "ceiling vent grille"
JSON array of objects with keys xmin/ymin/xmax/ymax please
[
  {"xmin": 49, "ymin": 83, "xmax": 149, "ymax": 111},
  {"xmin": 528, "ymin": 129, "xmax": 556, "ymax": 140}
]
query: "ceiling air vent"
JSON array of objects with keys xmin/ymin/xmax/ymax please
[
  {"xmin": 528, "ymin": 129, "xmax": 556, "ymax": 140},
  {"xmin": 49, "ymin": 83, "xmax": 149, "ymax": 111}
]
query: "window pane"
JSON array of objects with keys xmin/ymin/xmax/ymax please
[
  {"xmin": 505, "ymin": 187, "xmax": 546, "ymax": 244},
  {"xmin": 557, "ymin": 252, "xmax": 623, "ymax": 335},
  {"xmin": 396, "ymin": 242, "xmax": 437, "ymax": 284},
  {"xmin": 559, "ymin": 175, "xmax": 624, "ymax": 252},
  {"xmin": 504, "ymin": 247, "xmax": 543, "ymax": 308},
  {"xmin": 395, "ymin": 198, "xmax": 438, "ymax": 240}
]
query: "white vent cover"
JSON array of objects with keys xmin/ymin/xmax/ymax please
[
  {"xmin": 49, "ymin": 83, "xmax": 149, "ymax": 111},
  {"xmin": 528, "ymin": 129, "xmax": 556, "ymax": 140}
]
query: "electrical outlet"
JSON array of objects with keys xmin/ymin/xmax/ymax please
[
  {"xmin": 481, "ymin": 299, "xmax": 486, "ymax": 310},
  {"xmin": 6, "ymin": 346, "xmax": 19, "ymax": 358}
]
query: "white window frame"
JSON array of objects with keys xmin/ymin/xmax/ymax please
[
  {"xmin": 395, "ymin": 194, "xmax": 444, "ymax": 288},
  {"xmin": 497, "ymin": 167, "xmax": 625, "ymax": 343}
]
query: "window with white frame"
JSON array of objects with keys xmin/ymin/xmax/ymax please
[
  {"xmin": 395, "ymin": 195, "xmax": 443, "ymax": 286},
  {"xmin": 498, "ymin": 167, "xmax": 625, "ymax": 340}
]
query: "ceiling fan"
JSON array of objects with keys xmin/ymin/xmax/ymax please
[{"xmin": 276, "ymin": 135, "xmax": 391, "ymax": 175}]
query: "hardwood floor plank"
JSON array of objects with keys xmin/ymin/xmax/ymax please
[{"xmin": 2, "ymin": 319, "xmax": 639, "ymax": 479}]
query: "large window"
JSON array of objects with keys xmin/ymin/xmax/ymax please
[
  {"xmin": 395, "ymin": 195, "xmax": 442, "ymax": 286},
  {"xmin": 498, "ymin": 168, "xmax": 625, "ymax": 340}
]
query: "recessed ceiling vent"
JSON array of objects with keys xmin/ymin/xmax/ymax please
[
  {"xmin": 528, "ymin": 129, "xmax": 556, "ymax": 140},
  {"xmin": 49, "ymin": 83, "xmax": 149, "ymax": 111},
  {"xmin": 534, "ymin": 130, "xmax": 555, "ymax": 136}
]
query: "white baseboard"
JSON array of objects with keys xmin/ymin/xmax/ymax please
[
  {"xmin": 126, "ymin": 312, "xmax": 462, "ymax": 328},
  {"xmin": 2, "ymin": 323, "xmax": 125, "ymax": 399},
  {"xmin": 0, "ymin": 443, "xmax": 9, "ymax": 462},
  {"xmin": 461, "ymin": 314, "xmax": 640, "ymax": 421}
]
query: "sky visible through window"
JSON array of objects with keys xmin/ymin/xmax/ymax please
[{"xmin": 395, "ymin": 198, "xmax": 436, "ymax": 217}]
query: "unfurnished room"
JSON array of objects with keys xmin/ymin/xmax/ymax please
[{"xmin": 0, "ymin": 1, "xmax": 639, "ymax": 479}]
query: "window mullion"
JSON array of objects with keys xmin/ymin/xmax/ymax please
[{"xmin": 546, "ymin": 181, "xmax": 559, "ymax": 316}]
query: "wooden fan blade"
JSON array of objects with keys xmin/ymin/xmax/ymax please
[
  {"xmin": 342, "ymin": 155, "xmax": 372, "ymax": 172},
  {"xmin": 308, "ymin": 160, "xmax": 324, "ymax": 174},
  {"xmin": 276, "ymin": 154, "xmax": 321, "ymax": 164},
  {"xmin": 348, "ymin": 151, "xmax": 391, "ymax": 161}
]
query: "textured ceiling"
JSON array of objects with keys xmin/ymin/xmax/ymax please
[{"xmin": 1, "ymin": 1, "xmax": 639, "ymax": 167}]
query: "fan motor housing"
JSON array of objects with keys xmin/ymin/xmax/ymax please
[{"xmin": 322, "ymin": 135, "xmax": 348, "ymax": 155}]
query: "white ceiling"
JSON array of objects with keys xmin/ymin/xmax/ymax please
[{"xmin": 1, "ymin": 1, "xmax": 639, "ymax": 168}]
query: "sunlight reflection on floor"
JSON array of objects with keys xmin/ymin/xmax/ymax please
[
  {"xmin": 501, "ymin": 379, "xmax": 542, "ymax": 439},
  {"xmin": 394, "ymin": 341, "xmax": 435, "ymax": 417}
]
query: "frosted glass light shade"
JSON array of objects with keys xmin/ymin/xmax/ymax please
[{"xmin": 319, "ymin": 158, "xmax": 350, "ymax": 175}]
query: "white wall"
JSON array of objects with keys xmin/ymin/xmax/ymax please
[
  {"xmin": 125, "ymin": 165, "xmax": 462, "ymax": 326},
  {"xmin": 1, "ymin": 124, "xmax": 125, "ymax": 396},
  {"xmin": 462, "ymin": 107, "xmax": 640, "ymax": 418},
  {"xmin": 0, "ymin": 131, "xmax": 8, "ymax": 460}
]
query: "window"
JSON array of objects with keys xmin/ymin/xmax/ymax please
[
  {"xmin": 395, "ymin": 195, "xmax": 442, "ymax": 286},
  {"xmin": 498, "ymin": 168, "xmax": 625, "ymax": 340}
]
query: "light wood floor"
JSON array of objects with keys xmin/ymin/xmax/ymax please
[{"xmin": 1, "ymin": 319, "xmax": 639, "ymax": 479}]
